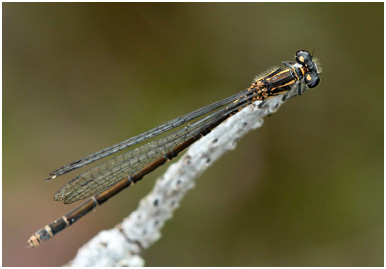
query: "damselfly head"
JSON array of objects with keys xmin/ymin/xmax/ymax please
[{"xmin": 295, "ymin": 50, "xmax": 321, "ymax": 88}]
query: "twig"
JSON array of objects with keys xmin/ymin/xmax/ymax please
[{"xmin": 67, "ymin": 90, "xmax": 298, "ymax": 266}]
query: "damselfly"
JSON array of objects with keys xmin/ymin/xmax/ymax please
[{"xmin": 28, "ymin": 50, "xmax": 320, "ymax": 247}]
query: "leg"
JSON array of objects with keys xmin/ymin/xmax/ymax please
[
  {"xmin": 282, "ymin": 91, "xmax": 290, "ymax": 101},
  {"xmin": 297, "ymin": 82, "xmax": 302, "ymax": 96}
]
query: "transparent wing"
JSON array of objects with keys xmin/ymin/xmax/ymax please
[
  {"xmin": 54, "ymin": 90, "xmax": 258, "ymax": 204},
  {"xmin": 48, "ymin": 89, "xmax": 251, "ymax": 179}
]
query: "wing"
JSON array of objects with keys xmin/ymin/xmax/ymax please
[
  {"xmin": 54, "ymin": 90, "xmax": 260, "ymax": 204},
  {"xmin": 47, "ymin": 89, "xmax": 251, "ymax": 180}
]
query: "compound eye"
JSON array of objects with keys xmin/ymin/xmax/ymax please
[
  {"xmin": 304, "ymin": 70, "xmax": 320, "ymax": 88},
  {"xmin": 295, "ymin": 50, "xmax": 312, "ymax": 66}
]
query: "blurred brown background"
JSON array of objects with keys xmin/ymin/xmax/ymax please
[{"xmin": 3, "ymin": 3, "xmax": 383, "ymax": 266}]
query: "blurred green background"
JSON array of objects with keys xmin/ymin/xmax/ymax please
[{"xmin": 3, "ymin": 3, "xmax": 383, "ymax": 266}]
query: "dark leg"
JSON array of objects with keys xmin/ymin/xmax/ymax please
[
  {"xmin": 258, "ymin": 99, "xmax": 266, "ymax": 108},
  {"xmin": 297, "ymin": 82, "xmax": 303, "ymax": 96},
  {"xmin": 282, "ymin": 92, "xmax": 290, "ymax": 101}
]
